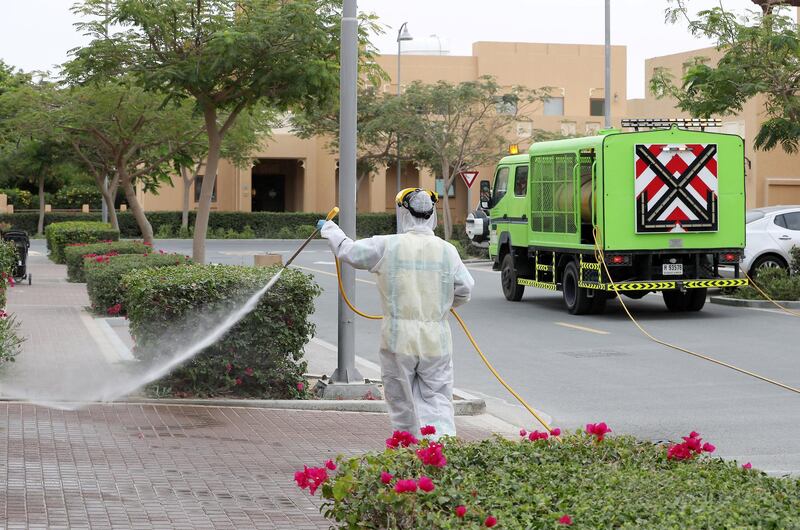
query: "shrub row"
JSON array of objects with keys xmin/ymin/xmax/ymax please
[
  {"xmin": 732, "ymin": 245, "xmax": 800, "ymax": 301},
  {"xmin": 0, "ymin": 241, "xmax": 17, "ymax": 308},
  {"xmin": 123, "ymin": 265, "xmax": 319, "ymax": 398},
  {"xmin": 64, "ymin": 241, "xmax": 152, "ymax": 283},
  {"xmin": 85, "ymin": 253, "xmax": 192, "ymax": 316},
  {"xmin": 53, "ymin": 185, "xmax": 103, "ymax": 210},
  {"xmin": 0, "ymin": 211, "xmax": 399, "ymax": 239},
  {"xmin": 45, "ymin": 222, "xmax": 119, "ymax": 263}
]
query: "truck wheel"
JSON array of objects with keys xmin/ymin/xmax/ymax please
[
  {"xmin": 663, "ymin": 290, "xmax": 688, "ymax": 312},
  {"xmin": 686, "ymin": 288, "xmax": 707, "ymax": 312},
  {"xmin": 562, "ymin": 261, "xmax": 593, "ymax": 315},
  {"xmin": 590, "ymin": 292, "xmax": 607, "ymax": 314},
  {"xmin": 501, "ymin": 254, "xmax": 525, "ymax": 302}
]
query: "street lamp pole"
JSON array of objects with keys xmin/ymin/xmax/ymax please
[
  {"xmin": 604, "ymin": 0, "xmax": 612, "ymax": 129},
  {"xmin": 331, "ymin": 0, "xmax": 362, "ymax": 384},
  {"xmin": 396, "ymin": 22, "xmax": 412, "ymax": 193}
]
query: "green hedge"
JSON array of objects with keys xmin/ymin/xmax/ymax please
[
  {"xmin": 0, "ymin": 241, "xmax": 17, "ymax": 308},
  {"xmin": 0, "ymin": 211, "xmax": 397, "ymax": 238},
  {"xmin": 123, "ymin": 265, "xmax": 320, "ymax": 398},
  {"xmin": 307, "ymin": 430, "xmax": 800, "ymax": 529},
  {"xmin": 64, "ymin": 241, "xmax": 152, "ymax": 283},
  {"xmin": 45, "ymin": 221, "xmax": 119, "ymax": 264},
  {"xmin": 85, "ymin": 253, "xmax": 192, "ymax": 315},
  {"xmin": 53, "ymin": 185, "xmax": 103, "ymax": 209},
  {"xmin": 0, "ymin": 188, "xmax": 33, "ymax": 209}
]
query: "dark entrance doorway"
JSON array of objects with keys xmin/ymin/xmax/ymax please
[{"xmin": 252, "ymin": 174, "xmax": 285, "ymax": 212}]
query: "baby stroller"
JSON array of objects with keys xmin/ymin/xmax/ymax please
[{"xmin": 2, "ymin": 230, "xmax": 31, "ymax": 285}]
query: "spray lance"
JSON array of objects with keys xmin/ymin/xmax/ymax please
[{"xmin": 297, "ymin": 206, "xmax": 553, "ymax": 433}]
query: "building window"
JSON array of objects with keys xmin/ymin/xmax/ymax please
[
  {"xmin": 195, "ymin": 174, "xmax": 218, "ymax": 203},
  {"xmin": 495, "ymin": 95, "xmax": 517, "ymax": 116},
  {"xmin": 590, "ymin": 98, "xmax": 605, "ymax": 117},
  {"xmin": 543, "ymin": 96, "xmax": 564, "ymax": 116},
  {"xmin": 435, "ymin": 178, "xmax": 456, "ymax": 198}
]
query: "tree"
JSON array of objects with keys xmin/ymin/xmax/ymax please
[
  {"xmin": 70, "ymin": 0, "xmax": 378, "ymax": 263},
  {"xmin": 292, "ymin": 86, "xmax": 405, "ymax": 194},
  {"xmin": 60, "ymin": 80, "xmax": 203, "ymax": 241},
  {"xmin": 397, "ymin": 77, "xmax": 546, "ymax": 239},
  {"xmin": 173, "ymin": 107, "xmax": 271, "ymax": 231},
  {"xmin": 0, "ymin": 72, "xmax": 71, "ymax": 234},
  {"xmin": 652, "ymin": 1, "xmax": 800, "ymax": 152}
]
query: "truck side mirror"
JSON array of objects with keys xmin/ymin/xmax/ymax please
[{"xmin": 479, "ymin": 180, "xmax": 492, "ymax": 210}]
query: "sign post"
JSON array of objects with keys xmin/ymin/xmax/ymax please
[{"xmin": 460, "ymin": 171, "xmax": 479, "ymax": 217}]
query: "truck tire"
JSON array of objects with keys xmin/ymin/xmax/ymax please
[
  {"xmin": 686, "ymin": 288, "xmax": 707, "ymax": 312},
  {"xmin": 501, "ymin": 254, "xmax": 525, "ymax": 301},
  {"xmin": 663, "ymin": 289, "xmax": 706, "ymax": 312},
  {"xmin": 562, "ymin": 261, "xmax": 593, "ymax": 315}
]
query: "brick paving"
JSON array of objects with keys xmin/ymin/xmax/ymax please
[{"xmin": 0, "ymin": 245, "xmax": 497, "ymax": 528}]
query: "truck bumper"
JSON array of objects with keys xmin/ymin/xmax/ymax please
[{"xmin": 576, "ymin": 278, "xmax": 748, "ymax": 291}]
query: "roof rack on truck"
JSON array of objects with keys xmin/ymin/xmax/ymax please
[{"xmin": 621, "ymin": 118, "xmax": 722, "ymax": 132}]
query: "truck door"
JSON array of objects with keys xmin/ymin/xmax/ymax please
[
  {"xmin": 489, "ymin": 166, "xmax": 510, "ymax": 256},
  {"xmin": 507, "ymin": 164, "xmax": 530, "ymax": 246}
]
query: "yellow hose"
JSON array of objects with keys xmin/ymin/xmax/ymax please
[
  {"xmin": 591, "ymin": 227, "xmax": 800, "ymax": 395},
  {"xmin": 333, "ymin": 257, "xmax": 555, "ymax": 433}
]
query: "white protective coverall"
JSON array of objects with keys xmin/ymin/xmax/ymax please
[{"xmin": 321, "ymin": 192, "xmax": 474, "ymax": 438}]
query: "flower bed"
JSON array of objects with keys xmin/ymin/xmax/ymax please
[
  {"xmin": 64, "ymin": 241, "xmax": 152, "ymax": 282},
  {"xmin": 45, "ymin": 221, "xmax": 119, "ymax": 264},
  {"xmin": 297, "ymin": 425, "xmax": 800, "ymax": 529},
  {"xmin": 85, "ymin": 253, "xmax": 192, "ymax": 316},
  {"xmin": 122, "ymin": 265, "xmax": 320, "ymax": 398}
]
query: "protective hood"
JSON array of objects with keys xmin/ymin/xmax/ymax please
[{"xmin": 396, "ymin": 190, "xmax": 437, "ymax": 234}]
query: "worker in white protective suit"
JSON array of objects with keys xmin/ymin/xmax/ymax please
[{"xmin": 318, "ymin": 188, "xmax": 474, "ymax": 438}]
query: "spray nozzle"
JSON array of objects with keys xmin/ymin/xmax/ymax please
[{"xmin": 326, "ymin": 206, "xmax": 340, "ymax": 221}]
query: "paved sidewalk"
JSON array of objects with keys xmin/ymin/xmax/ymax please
[{"xmin": 0, "ymin": 249, "xmax": 502, "ymax": 529}]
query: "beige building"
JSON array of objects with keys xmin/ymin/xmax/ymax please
[
  {"xmin": 141, "ymin": 41, "xmax": 627, "ymax": 223},
  {"xmin": 628, "ymin": 46, "xmax": 800, "ymax": 208}
]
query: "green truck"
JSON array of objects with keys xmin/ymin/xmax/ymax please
[{"xmin": 466, "ymin": 119, "xmax": 748, "ymax": 314}]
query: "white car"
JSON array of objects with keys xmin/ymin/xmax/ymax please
[{"xmin": 741, "ymin": 205, "xmax": 800, "ymax": 274}]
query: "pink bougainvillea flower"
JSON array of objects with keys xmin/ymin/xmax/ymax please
[
  {"xmin": 742, "ymin": 462, "xmax": 752, "ymax": 469},
  {"xmin": 528, "ymin": 430, "xmax": 549, "ymax": 441},
  {"xmin": 420, "ymin": 425, "xmax": 436, "ymax": 436},
  {"xmin": 380, "ymin": 471, "xmax": 393, "ymax": 484},
  {"xmin": 107, "ymin": 303, "xmax": 122, "ymax": 316},
  {"xmin": 689, "ymin": 431, "xmax": 700, "ymax": 439},
  {"xmin": 225, "ymin": 363, "xmax": 233, "ymax": 373},
  {"xmin": 235, "ymin": 377, "xmax": 243, "ymax": 386},
  {"xmin": 519, "ymin": 429, "xmax": 527, "ymax": 437},
  {"xmin": 294, "ymin": 466, "xmax": 329, "ymax": 495},
  {"xmin": 394, "ymin": 479, "xmax": 417, "ymax": 493},
  {"xmin": 551, "ymin": 428, "xmax": 562, "ymax": 437},
  {"xmin": 702, "ymin": 442, "xmax": 716, "ymax": 453},
  {"xmin": 484, "ymin": 515, "xmax": 498, "ymax": 527},
  {"xmin": 0, "ymin": 310, "xmax": 7, "ymax": 319},
  {"xmin": 386, "ymin": 430, "xmax": 419, "ymax": 449},
  {"xmin": 558, "ymin": 514, "xmax": 573, "ymax": 525},
  {"xmin": 417, "ymin": 475, "xmax": 435, "ymax": 492},
  {"xmin": 416, "ymin": 442, "xmax": 447, "ymax": 468},
  {"xmin": 455, "ymin": 505, "xmax": 467, "ymax": 518},
  {"xmin": 324, "ymin": 459, "xmax": 336, "ymax": 471},
  {"xmin": 585, "ymin": 422, "xmax": 612, "ymax": 441},
  {"xmin": 297, "ymin": 382, "xmax": 305, "ymax": 392},
  {"xmin": 667, "ymin": 443, "xmax": 692, "ymax": 461},
  {"xmin": 244, "ymin": 367, "xmax": 254, "ymax": 377}
]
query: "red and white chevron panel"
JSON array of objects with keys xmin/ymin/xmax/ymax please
[{"xmin": 634, "ymin": 143, "xmax": 719, "ymax": 233}]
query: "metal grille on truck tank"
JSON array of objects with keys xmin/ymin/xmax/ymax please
[{"xmin": 531, "ymin": 153, "xmax": 577, "ymax": 234}]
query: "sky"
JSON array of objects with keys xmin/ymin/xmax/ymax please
[{"xmin": 0, "ymin": 0, "xmax": 792, "ymax": 99}]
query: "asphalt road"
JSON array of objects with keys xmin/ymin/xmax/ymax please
[{"xmin": 147, "ymin": 239, "xmax": 800, "ymax": 474}]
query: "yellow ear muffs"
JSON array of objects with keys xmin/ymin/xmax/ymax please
[{"xmin": 395, "ymin": 188, "xmax": 439, "ymax": 209}]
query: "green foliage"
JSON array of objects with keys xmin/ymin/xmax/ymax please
[
  {"xmin": 652, "ymin": 4, "xmax": 800, "ymax": 152},
  {"xmin": 85, "ymin": 253, "xmax": 191, "ymax": 316},
  {"xmin": 64, "ymin": 240, "xmax": 151, "ymax": 282},
  {"xmin": 44, "ymin": 221, "xmax": 119, "ymax": 263},
  {"xmin": 123, "ymin": 265, "xmax": 320, "ymax": 398},
  {"xmin": 0, "ymin": 240, "xmax": 17, "ymax": 308},
  {"xmin": 0, "ymin": 312, "xmax": 24, "ymax": 366},
  {"xmin": 317, "ymin": 432, "xmax": 800, "ymax": 529},
  {"xmin": 0, "ymin": 188, "xmax": 33, "ymax": 209},
  {"xmin": 791, "ymin": 245, "xmax": 800, "ymax": 275},
  {"xmin": 53, "ymin": 184, "xmax": 102, "ymax": 209},
  {"xmin": 734, "ymin": 266, "xmax": 800, "ymax": 301}
]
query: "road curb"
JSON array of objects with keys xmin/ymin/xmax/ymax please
[
  {"xmin": 71, "ymin": 397, "xmax": 487, "ymax": 415},
  {"xmin": 709, "ymin": 296, "xmax": 800, "ymax": 309}
]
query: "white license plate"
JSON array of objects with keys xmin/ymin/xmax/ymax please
[{"xmin": 662, "ymin": 263, "xmax": 683, "ymax": 276}]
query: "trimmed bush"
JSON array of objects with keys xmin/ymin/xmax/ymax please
[
  {"xmin": 304, "ymin": 430, "xmax": 800, "ymax": 529},
  {"xmin": 0, "ymin": 311, "xmax": 24, "ymax": 366},
  {"xmin": 0, "ymin": 241, "xmax": 17, "ymax": 308},
  {"xmin": 53, "ymin": 184, "xmax": 103, "ymax": 209},
  {"xmin": 733, "ymin": 266, "xmax": 800, "ymax": 301},
  {"xmin": 85, "ymin": 253, "xmax": 192, "ymax": 315},
  {"xmin": 123, "ymin": 265, "xmax": 320, "ymax": 398},
  {"xmin": 45, "ymin": 221, "xmax": 119, "ymax": 263},
  {"xmin": 0, "ymin": 188, "xmax": 33, "ymax": 209},
  {"xmin": 64, "ymin": 241, "xmax": 152, "ymax": 283}
]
